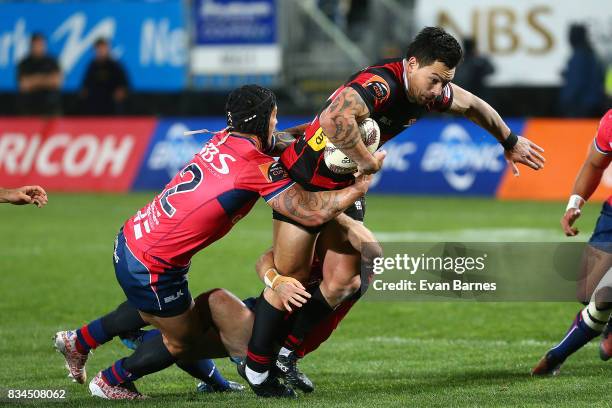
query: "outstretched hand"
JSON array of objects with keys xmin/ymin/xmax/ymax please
[
  {"xmin": 505, "ymin": 136, "xmax": 545, "ymax": 176},
  {"xmin": 1, "ymin": 185, "xmax": 48, "ymax": 207}
]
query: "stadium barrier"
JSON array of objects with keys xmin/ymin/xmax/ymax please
[{"xmin": 0, "ymin": 117, "xmax": 606, "ymax": 199}]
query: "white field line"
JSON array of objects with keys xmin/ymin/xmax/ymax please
[
  {"xmin": 358, "ymin": 336, "xmax": 596, "ymax": 349},
  {"xmin": 373, "ymin": 228, "xmax": 586, "ymax": 243}
]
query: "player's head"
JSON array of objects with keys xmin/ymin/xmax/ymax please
[
  {"xmin": 30, "ymin": 32, "xmax": 47, "ymax": 57},
  {"xmin": 94, "ymin": 38, "xmax": 111, "ymax": 60},
  {"xmin": 225, "ymin": 84, "xmax": 278, "ymax": 152},
  {"xmin": 404, "ymin": 27, "xmax": 462, "ymax": 105}
]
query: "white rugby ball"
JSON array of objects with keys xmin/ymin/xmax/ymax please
[{"xmin": 324, "ymin": 118, "xmax": 381, "ymax": 174}]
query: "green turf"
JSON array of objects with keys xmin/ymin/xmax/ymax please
[{"xmin": 0, "ymin": 194, "xmax": 609, "ymax": 407}]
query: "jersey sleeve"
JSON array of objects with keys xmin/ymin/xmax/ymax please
[
  {"xmin": 594, "ymin": 109, "xmax": 612, "ymax": 155},
  {"xmin": 346, "ymin": 68, "xmax": 397, "ymax": 114},
  {"xmin": 235, "ymin": 155, "xmax": 295, "ymax": 202},
  {"xmin": 426, "ymin": 83, "xmax": 454, "ymax": 112}
]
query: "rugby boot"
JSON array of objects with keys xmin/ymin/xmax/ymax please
[
  {"xmin": 89, "ymin": 372, "xmax": 145, "ymax": 400},
  {"xmin": 54, "ymin": 330, "xmax": 89, "ymax": 384},
  {"xmin": 237, "ymin": 361, "xmax": 296, "ymax": 398},
  {"xmin": 531, "ymin": 351, "xmax": 562, "ymax": 376},
  {"xmin": 275, "ymin": 352, "xmax": 314, "ymax": 393}
]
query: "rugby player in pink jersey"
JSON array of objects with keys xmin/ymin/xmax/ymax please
[
  {"xmin": 532, "ymin": 109, "xmax": 612, "ymax": 375},
  {"xmin": 53, "ymin": 85, "xmax": 382, "ymax": 399}
]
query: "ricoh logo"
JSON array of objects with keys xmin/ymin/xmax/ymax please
[
  {"xmin": 0, "ymin": 132, "xmax": 134, "ymax": 177},
  {"xmin": 420, "ymin": 124, "xmax": 504, "ymax": 191}
]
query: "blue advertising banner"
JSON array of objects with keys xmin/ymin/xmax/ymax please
[
  {"xmin": 191, "ymin": 0, "xmax": 280, "ymax": 75},
  {"xmin": 0, "ymin": 0, "xmax": 187, "ymax": 91},
  {"xmin": 132, "ymin": 116, "xmax": 307, "ymax": 191},
  {"xmin": 193, "ymin": 0, "xmax": 277, "ymax": 45},
  {"xmin": 370, "ymin": 118, "xmax": 526, "ymax": 195}
]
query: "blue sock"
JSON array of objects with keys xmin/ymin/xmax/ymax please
[
  {"xmin": 548, "ymin": 311, "xmax": 601, "ymax": 362},
  {"xmin": 75, "ymin": 318, "xmax": 111, "ymax": 354},
  {"xmin": 176, "ymin": 359, "xmax": 230, "ymax": 391},
  {"xmin": 101, "ymin": 358, "xmax": 137, "ymax": 386}
]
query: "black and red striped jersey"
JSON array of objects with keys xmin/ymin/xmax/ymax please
[{"xmin": 280, "ymin": 58, "xmax": 453, "ymax": 191}]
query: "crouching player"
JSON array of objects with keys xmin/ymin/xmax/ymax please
[
  {"xmin": 53, "ymin": 85, "xmax": 379, "ymax": 399},
  {"xmin": 119, "ymin": 212, "xmax": 379, "ymax": 395},
  {"xmin": 532, "ymin": 109, "xmax": 612, "ymax": 375}
]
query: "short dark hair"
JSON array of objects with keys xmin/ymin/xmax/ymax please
[
  {"xmin": 94, "ymin": 38, "xmax": 109, "ymax": 48},
  {"xmin": 30, "ymin": 32, "xmax": 45, "ymax": 44},
  {"xmin": 405, "ymin": 27, "xmax": 462, "ymax": 68}
]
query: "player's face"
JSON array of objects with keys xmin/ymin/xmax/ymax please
[
  {"xmin": 267, "ymin": 106, "xmax": 278, "ymax": 145},
  {"xmin": 404, "ymin": 57, "xmax": 455, "ymax": 105}
]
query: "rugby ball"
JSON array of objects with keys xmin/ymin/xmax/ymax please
[{"xmin": 324, "ymin": 118, "xmax": 381, "ymax": 174}]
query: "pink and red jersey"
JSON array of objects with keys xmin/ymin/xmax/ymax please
[
  {"xmin": 593, "ymin": 109, "xmax": 612, "ymax": 205},
  {"xmin": 123, "ymin": 131, "xmax": 294, "ymax": 272}
]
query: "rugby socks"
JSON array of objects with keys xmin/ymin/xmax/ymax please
[
  {"xmin": 282, "ymin": 286, "xmax": 334, "ymax": 353},
  {"xmin": 245, "ymin": 295, "xmax": 286, "ymax": 384},
  {"xmin": 102, "ymin": 331, "xmax": 176, "ymax": 385},
  {"xmin": 101, "ymin": 358, "xmax": 135, "ymax": 386},
  {"xmin": 75, "ymin": 318, "xmax": 109, "ymax": 355},
  {"xmin": 75, "ymin": 301, "xmax": 146, "ymax": 354},
  {"xmin": 548, "ymin": 303, "xmax": 612, "ymax": 362},
  {"xmin": 177, "ymin": 359, "xmax": 230, "ymax": 391}
]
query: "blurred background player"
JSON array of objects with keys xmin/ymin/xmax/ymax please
[
  {"xmin": 559, "ymin": 24, "xmax": 606, "ymax": 118},
  {"xmin": 16, "ymin": 33, "xmax": 62, "ymax": 115},
  {"xmin": 53, "ymin": 84, "xmax": 374, "ymax": 399},
  {"xmin": 0, "ymin": 185, "xmax": 48, "ymax": 208},
  {"xmin": 79, "ymin": 38, "xmax": 129, "ymax": 115},
  {"xmin": 452, "ymin": 37, "xmax": 495, "ymax": 100},
  {"xmin": 532, "ymin": 109, "xmax": 612, "ymax": 376},
  {"xmin": 244, "ymin": 26, "xmax": 546, "ymax": 396}
]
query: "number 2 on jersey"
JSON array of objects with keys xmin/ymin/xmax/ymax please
[{"xmin": 160, "ymin": 163, "xmax": 204, "ymax": 217}]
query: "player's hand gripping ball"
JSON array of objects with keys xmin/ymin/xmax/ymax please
[{"xmin": 324, "ymin": 118, "xmax": 381, "ymax": 174}]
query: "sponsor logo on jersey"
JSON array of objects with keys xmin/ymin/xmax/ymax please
[
  {"xmin": 363, "ymin": 75, "xmax": 390, "ymax": 104},
  {"xmin": 307, "ymin": 127, "xmax": 327, "ymax": 151},
  {"xmin": 258, "ymin": 161, "xmax": 288, "ymax": 183},
  {"xmin": 164, "ymin": 289, "xmax": 184, "ymax": 304}
]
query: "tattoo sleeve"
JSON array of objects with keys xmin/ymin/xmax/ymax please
[
  {"xmin": 269, "ymin": 183, "xmax": 362, "ymax": 227},
  {"xmin": 320, "ymin": 87, "xmax": 373, "ymax": 166}
]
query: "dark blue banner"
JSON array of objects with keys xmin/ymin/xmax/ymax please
[
  {"xmin": 369, "ymin": 118, "xmax": 526, "ymax": 195},
  {"xmin": 132, "ymin": 116, "xmax": 307, "ymax": 191},
  {"xmin": 0, "ymin": 0, "xmax": 187, "ymax": 91},
  {"xmin": 193, "ymin": 0, "xmax": 277, "ymax": 45}
]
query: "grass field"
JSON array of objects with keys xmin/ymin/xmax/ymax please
[{"xmin": 1, "ymin": 193, "xmax": 610, "ymax": 407}]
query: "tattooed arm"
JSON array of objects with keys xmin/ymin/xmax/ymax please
[
  {"xmin": 268, "ymin": 174, "xmax": 372, "ymax": 227},
  {"xmin": 269, "ymin": 123, "xmax": 310, "ymax": 156},
  {"xmin": 319, "ymin": 87, "xmax": 383, "ymax": 175}
]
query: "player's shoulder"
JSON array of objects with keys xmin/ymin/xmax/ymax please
[
  {"xmin": 594, "ymin": 109, "xmax": 612, "ymax": 155},
  {"xmin": 345, "ymin": 58, "xmax": 404, "ymax": 111}
]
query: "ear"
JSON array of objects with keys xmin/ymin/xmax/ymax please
[{"xmin": 406, "ymin": 56, "xmax": 419, "ymax": 72}]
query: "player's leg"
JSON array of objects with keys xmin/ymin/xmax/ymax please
[
  {"xmin": 277, "ymin": 208, "xmax": 379, "ymax": 391},
  {"xmin": 243, "ymin": 218, "xmax": 317, "ymax": 397},
  {"xmin": 89, "ymin": 229, "xmax": 204, "ymax": 399},
  {"xmin": 54, "ymin": 301, "xmax": 146, "ymax": 384},
  {"xmin": 279, "ymin": 207, "xmax": 374, "ymax": 356}
]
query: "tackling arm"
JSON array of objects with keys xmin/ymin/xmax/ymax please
[
  {"xmin": 269, "ymin": 122, "xmax": 309, "ymax": 156},
  {"xmin": 448, "ymin": 83, "xmax": 545, "ymax": 175},
  {"xmin": 319, "ymin": 87, "xmax": 383, "ymax": 175},
  {"xmin": 268, "ymin": 173, "xmax": 374, "ymax": 227}
]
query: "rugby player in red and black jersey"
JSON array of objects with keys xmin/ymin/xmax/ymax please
[
  {"xmin": 244, "ymin": 27, "xmax": 547, "ymax": 395},
  {"xmin": 52, "ymin": 85, "xmax": 377, "ymax": 399}
]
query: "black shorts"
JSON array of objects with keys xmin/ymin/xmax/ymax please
[{"xmin": 272, "ymin": 196, "xmax": 366, "ymax": 234}]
